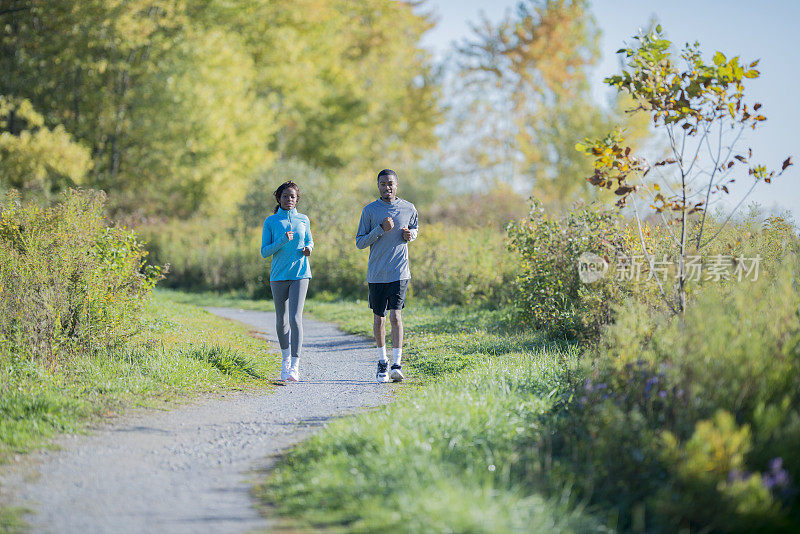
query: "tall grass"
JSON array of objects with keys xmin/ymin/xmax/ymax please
[
  {"xmin": 554, "ymin": 254, "xmax": 800, "ymax": 531},
  {"xmin": 141, "ymin": 216, "xmax": 518, "ymax": 306},
  {"xmin": 139, "ymin": 159, "xmax": 521, "ymax": 306}
]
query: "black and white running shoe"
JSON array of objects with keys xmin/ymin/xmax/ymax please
[
  {"xmin": 390, "ymin": 364, "xmax": 404, "ymax": 382},
  {"xmin": 376, "ymin": 361, "xmax": 389, "ymax": 383}
]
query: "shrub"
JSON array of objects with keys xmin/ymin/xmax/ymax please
[
  {"xmin": 139, "ymin": 216, "xmax": 268, "ymax": 297},
  {"xmin": 550, "ymin": 251, "xmax": 800, "ymax": 531},
  {"xmin": 0, "ymin": 189, "xmax": 162, "ymax": 360},
  {"xmin": 506, "ymin": 200, "xmax": 634, "ymax": 340}
]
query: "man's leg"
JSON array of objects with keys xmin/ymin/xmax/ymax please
[
  {"xmin": 373, "ymin": 313, "xmax": 386, "ymax": 349},
  {"xmin": 389, "ymin": 309, "xmax": 405, "ymax": 382},
  {"xmin": 374, "ymin": 314, "xmax": 389, "ymax": 382},
  {"xmin": 389, "ymin": 309, "xmax": 403, "ymax": 351},
  {"xmin": 386, "ymin": 280, "xmax": 408, "ymax": 382}
]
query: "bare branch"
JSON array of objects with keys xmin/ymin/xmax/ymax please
[
  {"xmin": 699, "ymin": 177, "xmax": 760, "ymax": 249},
  {"xmin": 684, "ymin": 120, "xmax": 712, "ymax": 177},
  {"xmin": 697, "ymin": 121, "xmax": 746, "ymax": 247},
  {"xmin": 632, "ymin": 197, "xmax": 679, "ymax": 314}
]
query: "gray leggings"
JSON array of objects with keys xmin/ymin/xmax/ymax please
[{"xmin": 270, "ymin": 278, "xmax": 309, "ymax": 358}]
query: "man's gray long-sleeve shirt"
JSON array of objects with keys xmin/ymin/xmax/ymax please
[{"xmin": 355, "ymin": 198, "xmax": 418, "ymax": 283}]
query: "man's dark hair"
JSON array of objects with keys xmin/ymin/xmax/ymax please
[{"xmin": 377, "ymin": 169, "xmax": 397, "ymax": 181}]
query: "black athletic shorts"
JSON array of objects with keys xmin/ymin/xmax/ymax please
[{"xmin": 368, "ymin": 279, "xmax": 410, "ymax": 317}]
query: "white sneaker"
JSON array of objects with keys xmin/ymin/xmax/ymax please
[
  {"xmin": 390, "ymin": 364, "xmax": 404, "ymax": 382},
  {"xmin": 280, "ymin": 359, "xmax": 291, "ymax": 381},
  {"xmin": 376, "ymin": 361, "xmax": 389, "ymax": 383},
  {"xmin": 287, "ymin": 362, "xmax": 299, "ymax": 382}
]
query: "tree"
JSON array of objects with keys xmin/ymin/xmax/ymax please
[
  {"xmin": 0, "ymin": 0, "xmax": 276, "ymax": 216},
  {"xmin": 448, "ymin": 0, "xmax": 647, "ymax": 206},
  {"xmin": 0, "ymin": 96, "xmax": 92, "ymax": 200},
  {"xmin": 202, "ymin": 0, "xmax": 441, "ymax": 171},
  {"xmin": 0, "ymin": 0, "xmax": 441, "ymax": 216},
  {"xmin": 577, "ymin": 26, "xmax": 793, "ymax": 313}
]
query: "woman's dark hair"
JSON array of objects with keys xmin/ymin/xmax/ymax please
[{"xmin": 273, "ymin": 180, "xmax": 300, "ymax": 213}]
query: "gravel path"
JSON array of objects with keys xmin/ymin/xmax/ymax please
[{"xmin": 1, "ymin": 307, "xmax": 392, "ymax": 533}]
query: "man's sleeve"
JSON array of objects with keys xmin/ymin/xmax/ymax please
[
  {"xmin": 407, "ymin": 207, "xmax": 418, "ymax": 242},
  {"xmin": 356, "ymin": 207, "xmax": 384, "ymax": 249}
]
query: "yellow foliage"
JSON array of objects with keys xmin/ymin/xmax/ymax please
[
  {"xmin": 662, "ymin": 410, "xmax": 751, "ymax": 485},
  {"xmin": 0, "ymin": 96, "xmax": 92, "ymax": 197}
]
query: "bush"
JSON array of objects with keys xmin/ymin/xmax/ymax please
[
  {"xmin": 549, "ymin": 252, "xmax": 800, "ymax": 531},
  {"xmin": 0, "ymin": 189, "xmax": 162, "ymax": 360},
  {"xmin": 139, "ymin": 216, "xmax": 269, "ymax": 297},
  {"xmin": 411, "ymin": 222, "xmax": 518, "ymax": 306},
  {"xmin": 507, "ymin": 200, "xmax": 634, "ymax": 340}
]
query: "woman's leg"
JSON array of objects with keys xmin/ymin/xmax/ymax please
[
  {"xmin": 288, "ymin": 278, "xmax": 310, "ymax": 358},
  {"xmin": 270, "ymin": 281, "xmax": 291, "ymax": 351}
]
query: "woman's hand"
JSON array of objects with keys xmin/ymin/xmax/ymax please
[
  {"xmin": 302, "ymin": 247, "xmax": 312, "ymax": 257},
  {"xmin": 285, "ymin": 231, "xmax": 294, "ymax": 241}
]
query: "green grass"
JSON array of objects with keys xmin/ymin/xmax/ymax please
[
  {"xmin": 0, "ymin": 290, "xmax": 279, "ymax": 462},
  {"xmin": 256, "ymin": 344, "xmax": 601, "ymax": 532},
  {"xmin": 0, "ymin": 506, "xmax": 28, "ymax": 534}
]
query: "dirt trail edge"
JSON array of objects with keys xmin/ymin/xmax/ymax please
[{"xmin": 1, "ymin": 307, "xmax": 392, "ymax": 534}]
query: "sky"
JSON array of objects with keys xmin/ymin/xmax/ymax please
[{"xmin": 420, "ymin": 0, "xmax": 799, "ymax": 219}]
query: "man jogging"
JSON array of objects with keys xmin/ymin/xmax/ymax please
[{"xmin": 356, "ymin": 169, "xmax": 418, "ymax": 383}]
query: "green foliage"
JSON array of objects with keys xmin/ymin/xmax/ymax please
[
  {"xmin": 0, "ymin": 0, "xmax": 272, "ymax": 216},
  {"xmin": 0, "ymin": 189, "xmax": 162, "ymax": 361},
  {"xmin": 139, "ymin": 215, "xmax": 267, "ymax": 296},
  {"xmin": 549, "ymin": 252, "xmax": 800, "ymax": 531},
  {"xmin": 506, "ymin": 200, "xmax": 632, "ymax": 339},
  {"xmin": 1, "ymin": 0, "xmax": 440, "ymax": 216},
  {"xmin": 657, "ymin": 411, "xmax": 784, "ymax": 531},
  {"xmin": 231, "ymin": 0, "xmax": 441, "ymax": 171}
]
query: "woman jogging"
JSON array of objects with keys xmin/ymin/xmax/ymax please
[{"xmin": 260, "ymin": 180, "xmax": 313, "ymax": 381}]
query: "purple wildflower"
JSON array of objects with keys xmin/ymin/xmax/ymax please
[{"xmin": 762, "ymin": 457, "xmax": 790, "ymax": 492}]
